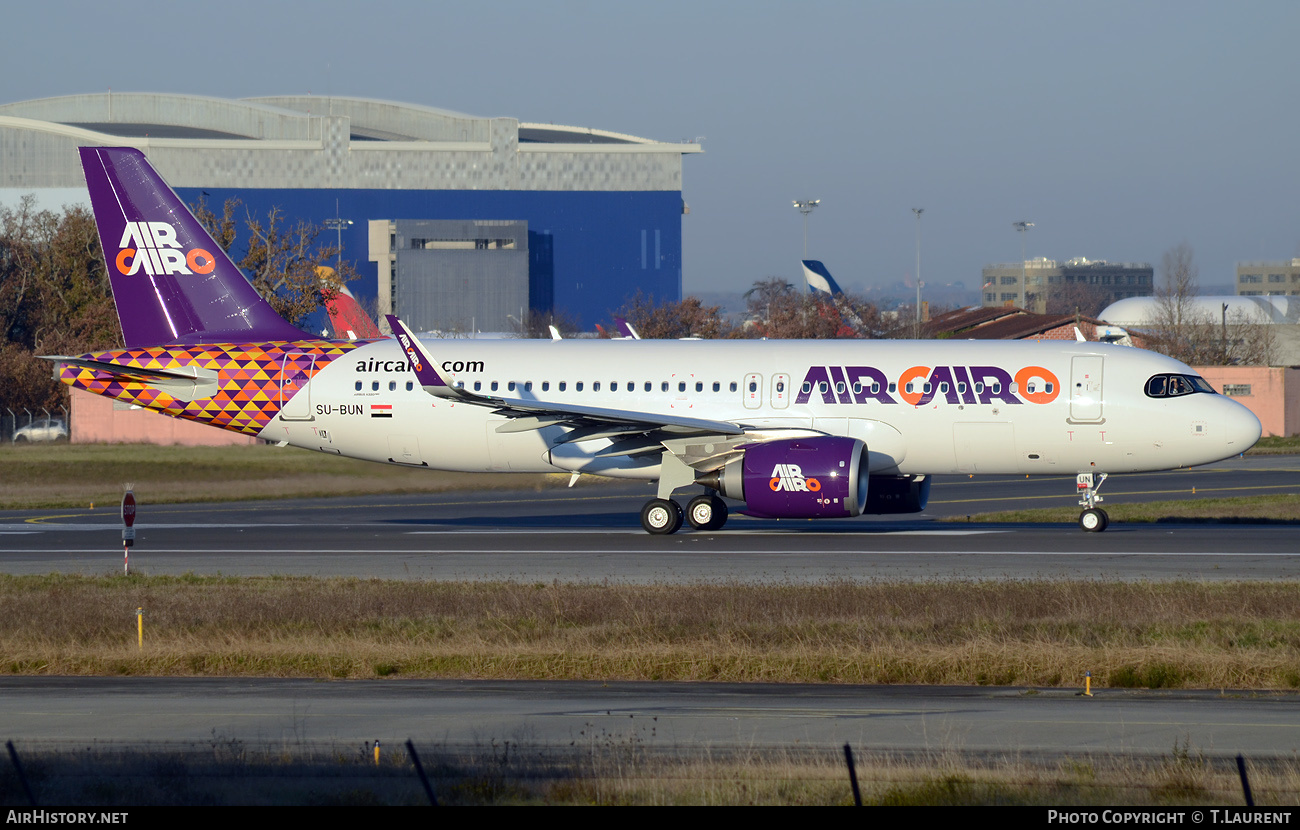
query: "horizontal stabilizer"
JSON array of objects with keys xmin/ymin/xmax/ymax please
[{"xmin": 43, "ymin": 355, "xmax": 220, "ymax": 401}]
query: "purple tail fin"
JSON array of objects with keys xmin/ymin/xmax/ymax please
[{"xmin": 79, "ymin": 147, "xmax": 309, "ymax": 347}]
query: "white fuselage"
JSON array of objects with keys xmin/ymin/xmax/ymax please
[{"xmin": 258, "ymin": 338, "xmax": 1261, "ymax": 481}]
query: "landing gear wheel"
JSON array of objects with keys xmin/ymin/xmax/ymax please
[
  {"xmin": 686, "ymin": 494, "xmax": 728, "ymax": 531},
  {"xmin": 1079, "ymin": 507, "xmax": 1108, "ymax": 533},
  {"xmin": 641, "ymin": 498, "xmax": 683, "ymax": 535}
]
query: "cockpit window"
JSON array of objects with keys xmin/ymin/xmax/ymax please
[{"xmin": 1145, "ymin": 373, "xmax": 1216, "ymax": 399}]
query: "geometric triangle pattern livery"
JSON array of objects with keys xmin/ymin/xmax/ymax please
[{"xmin": 60, "ymin": 340, "xmax": 363, "ymax": 435}]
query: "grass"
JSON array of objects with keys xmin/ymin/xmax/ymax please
[
  {"xmin": 952, "ymin": 494, "xmax": 1300, "ymax": 524},
  {"xmin": 1248, "ymin": 435, "xmax": 1300, "ymax": 454},
  {"xmin": 4, "ymin": 574, "xmax": 1300, "ymax": 689},
  {"xmin": 4, "ymin": 740, "xmax": 1295, "ymax": 805},
  {"xmin": 0, "ymin": 442, "xmax": 571, "ymax": 509}
]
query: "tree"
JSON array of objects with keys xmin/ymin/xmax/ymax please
[
  {"xmin": 194, "ymin": 197, "xmax": 361, "ymax": 328},
  {"xmin": 0, "ymin": 198, "xmax": 119, "ymax": 411},
  {"xmin": 616, "ymin": 291, "xmax": 732, "ymax": 339},
  {"xmin": 1144, "ymin": 242, "xmax": 1274, "ymax": 365}
]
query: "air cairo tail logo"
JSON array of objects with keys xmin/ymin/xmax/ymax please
[
  {"xmin": 770, "ymin": 463, "xmax": 821, "ymax": 493},
  {"xmin": 115, "ymin": 221, "xmax": 216, "ymax": 277},
  {"xmin": 395, "ymin": 332, "xmax": 424, "ymax": 373}
]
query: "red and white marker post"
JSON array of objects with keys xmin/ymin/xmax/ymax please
[{"xmin": 121, "ymin": 487, "xmax": 136, "ymax": 574}]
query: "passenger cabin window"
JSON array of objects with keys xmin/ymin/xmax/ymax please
[
  {"xmin": 645, "ymin": 382, "xmax": 652, "ymax": 392},
  {"xmin": 371, "ymin": 381, "xmax": 379, "ymax": 391},
  {"xmin": 542, "ymin": 381, "xmax": 550, "ymax": 391},
  {"xmin": 695, "ymin": 382, "xmax": 703, "ymax": 392},
  {"xmin": 577, "ymin": 382, "xmax": 585, "ymax": 391},
  {"xmin": 559, "ymin": 382, "xmax": 567, "ymax": 391},
  {"xmin": 593, "ymin": 382, "xmax": 601, "ymax": 391},
  {"xmin": 678, "ymin": 382, "xmax": 686, "ymax": 392},
  {"xmin": 406, "ymin": 381, "xmax": 413, "ymax": 391},
  {"xmin": 661, "ymin": 382, "xmax": 669, "ymax": 392},
  {"xmin": 731, "ymin": 382, "xmax": 738, "ymax": 392},
  {"xmin": 355, "ymin": 381, "xmax": 362, "ymax": 391},
  {"xmin": 508, "ymin": 381, "xmax": 515, "ymax": 392},
  {"xmin": 388, "ymin": 381, "xmax": 396, "ymax": 391},
  {"xmin": 712, "ymin": 382, "xmax": 720, "ymax": 392},
  {"xmin": 491, "ymin": 381, "xmax": 499, "ymax": 392}
]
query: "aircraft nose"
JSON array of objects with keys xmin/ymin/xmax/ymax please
[{"xmin": 1224, "ymin": 400, "xmax": 1262, "ymax": 453}]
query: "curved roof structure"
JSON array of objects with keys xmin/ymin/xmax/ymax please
[
  {"xmin": 0, "ymin": 92, "xmax": 700, "ymax": 191},
  {"xmin": 1099, "ymin": 296, "xmax": 1300, "ymax": 326}
]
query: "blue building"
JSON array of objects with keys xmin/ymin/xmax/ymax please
[{"xmin": 0, "ymin": 93, "xmax": 701, "ymax": 331}]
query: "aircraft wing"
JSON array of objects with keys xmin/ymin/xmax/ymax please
[{"xmin": 385, "ymin": 315, "xmax": 745, "ymax": 445}]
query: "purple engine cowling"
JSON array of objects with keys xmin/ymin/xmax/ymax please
[{"xmin": 701, "ymin": 436, "xmax": 869, "ymax": 519}]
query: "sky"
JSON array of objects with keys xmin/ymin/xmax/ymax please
[{"xmin": 3, "ymin": 0, "xmax": 1298, "ymax": 300}]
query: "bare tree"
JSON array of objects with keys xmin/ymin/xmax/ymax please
[
  {"xmin": 1144, "ymin": 242, "xmax": 1275, "ymax": 365},
  {"xmin": 194, "ymin": 197, "xmax": 361, "ymax": 328},
  {"xmin": 617, "ymin": 291, "xmax": 732, "ymax": 339}
]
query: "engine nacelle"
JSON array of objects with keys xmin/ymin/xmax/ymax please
[
  {"xmin": 863, "ymin": 474, "xmax": 930, "ymax": 514},
  {"xmin": 698, "ymin": 436, "xmax": 869, "ymax": 519}
]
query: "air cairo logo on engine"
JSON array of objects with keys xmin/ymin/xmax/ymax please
[
  {"xmin": 115, "ymin": 221, "xmax": 216, "ymax": 277},
  {"xmin": 769, "ymin": 463, "xmax": 821, "ymax": 493}
]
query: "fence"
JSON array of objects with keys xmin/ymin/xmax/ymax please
[{"xmin": 0, "ymin": 405, "xmax": 70, "ymax": 444}]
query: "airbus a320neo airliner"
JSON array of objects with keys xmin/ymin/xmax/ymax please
[{"xmin": 52, "ymin": 147, "xmax": 1262, "ymax": 535}]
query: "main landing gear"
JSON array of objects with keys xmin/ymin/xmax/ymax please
[
  {"xmin": 640, "ymin": 492, "xmax": 729, "ymax": 534},
  {"xmin": 1077, "ymin": 472, "xmax": 1109, "ymax": 533}
]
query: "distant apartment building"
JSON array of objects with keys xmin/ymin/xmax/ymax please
[
  {"xmin": 1236, "ymin": 260, "xmax": 1300, "ymax": 296},
  {"xmin": 981, "ymin": 258, "xmax": 1153, "ymax": 313}
]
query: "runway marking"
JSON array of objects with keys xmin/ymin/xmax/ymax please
[
  {"xmin": 17, "ymin": 492, "xmax": 643, "ymax": 524},
  {"xmin": 4, "ymin": 549, "xmax": 1300, "ymax": 556}
]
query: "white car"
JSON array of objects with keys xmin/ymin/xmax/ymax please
[{"xmin": 13, "ymin": 418, "xmax": 68, "ymax": 442}]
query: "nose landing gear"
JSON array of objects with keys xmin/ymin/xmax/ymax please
[{"xmin": 1077, "ymin": 472, "xmax": 1109, "ymax": 532}]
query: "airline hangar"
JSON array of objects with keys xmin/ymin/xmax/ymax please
[{"xmin": 0, "ymin": 93, "xmax": 701, "ymax": 332}]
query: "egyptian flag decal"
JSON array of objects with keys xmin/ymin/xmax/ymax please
[{"xmin": 370, "ymin": 404, "xmax": 393, "ymax": 418}]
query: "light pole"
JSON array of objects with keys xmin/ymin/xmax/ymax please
[
  {"xmin": 913, "ymin": 208, "xmax": 924, "ymax": 338},
  {"xmin": 1012, "ymin": 221, "xmax": 1034, "ymax": 309},
  {"xmin": 793, "ymin": 199, "xmax": 820, "ymax": 258},
  {"xmin": 324, "ymin": 199, "xmax": 353, "ymax": 270}
]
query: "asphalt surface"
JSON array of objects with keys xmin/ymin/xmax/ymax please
[
  {"xmin": 4, "ymin": 677, "xmax": 1299, "ymax": 759},
  {"xmin": 0, "ymin": 454, "xmax": 1296, "ymax": 581}
]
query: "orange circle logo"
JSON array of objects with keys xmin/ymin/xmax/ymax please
[
  {"xmin": 187, "ymin": 248, "xmax": 216, "ymax": 274},
  {"xmin": 1014, "ymin": 366, "xmax": 1061, "ymax": 404}
]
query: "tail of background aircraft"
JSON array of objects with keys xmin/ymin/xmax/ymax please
[
  {"xmin": 318, "ymin": 271, "xmax": 383, "ymax": 340},
  {"xmin": 800, "ymin": 259, "xmax": 868, "ymax": 333},
  {"xmin": 801, "ymin": 259, "xmax": 846, "ymax": 297},
  {"xmin": 79, "ymin": 147, "xmax": 308, "ymax": 347}
]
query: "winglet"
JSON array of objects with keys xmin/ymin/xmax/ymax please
[
  {"xmin": 1074, "ymin": 326, "xmax": 1087, "ymax": 342},
  {"xmin": 384, "ymin": 315, "xmax": 459, "ymax": 397},
  {"xmin": 614, "ymin": 317, "xmax": 641, "ymax": 340},
  {"xmin": 549, "ymin": 325, "xmax": 562, "ymax": 341}
]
